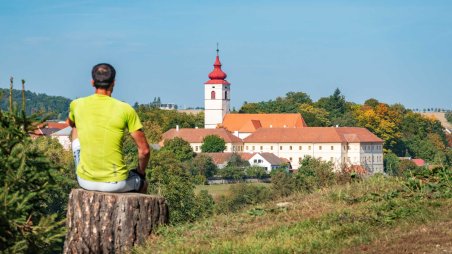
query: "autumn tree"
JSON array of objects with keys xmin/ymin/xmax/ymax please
[{"xmin": 298, "ymin": 103, "xmax": 331, "ymax": 127}]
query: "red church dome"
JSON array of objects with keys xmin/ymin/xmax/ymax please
[{"xmin": 205, "ymin": 54, "xmax": 230, "ymax": 85}]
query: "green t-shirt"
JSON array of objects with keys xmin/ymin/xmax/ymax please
[{"xmin": 69, "ymin": 94, "xmax": 143, "ymax": 182}]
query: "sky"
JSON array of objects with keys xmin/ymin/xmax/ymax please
[{"xmin": 0, "ymin": 0, "xmax": 451, "ymax": 110}]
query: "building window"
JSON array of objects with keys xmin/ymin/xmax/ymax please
[
  {"xmin": 252, "ymin": 146, "xmax": 255, "ymax": 150},
  {"xmin": 225, "ymin": 91, "xmax": 228, "ymax": 99},
  {"xmin": 299, "ymin": 146, "xmax": 302, "ymax": 150},
  {"xmin": 246, "ymin": 146, "xmax": 249, "ymax": 150},
  {"xmin": 260, "ymin": 146, "xmax": 263, "ymax": 150},
  {"xmin": 290, "ymin": 157, "xmax": 293, "ymax": 161},
  {"xmin": 319, "ymin": 146, "xmax": 322, "ymax": 150},
  {"xmin": 299, "ymin": 157, "xmax": 302, "ymax": 163},
  {"xmin": 270, "ymin": 146, "xmax": 273, "ymax": 150},
  {"xmin": 254, "ymin": 159, "xmax": 257, "ymax": 163},
  {"xmin": 195, "ymin": 146, "xmax": 198, "ymax": 151},
  {"xmin": 258, "ymin": 159, "xmax": 263, "ymax": 163},
  {"xmin": 308, "ymin": 146, "xmax": 311, "ymax": 150},
  {"xmin": 330, "ymin": 157, "xmax": 334, "ymax": 162},
  {"xmin": 280, "ymin": 146, "xmax": 283, "ymax": 150},
  {"xmin": 331, "ymin": 146, "xmax": 334, "ymax": 150},
  {"xmin": 211, "ymin": 91, "xmax": 216, "ymax": 99},
  {"xmin": 347, "ymin": 145, "xmax": 350, "ymax": 150},
  {"xmin": 289, "ymin": 146, "xmax": 292, "ymax": 150}
]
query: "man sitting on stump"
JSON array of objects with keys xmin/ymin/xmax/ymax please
[{"xmin": 68, "ymin": 63, "xmax": 150, "ymax": 193}]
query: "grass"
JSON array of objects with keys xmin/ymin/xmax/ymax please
[
  {"xmin": 195, "ymin": 182, "xmax": 270, "ymax": 200},
  {"xmin": 135, "ymin": 175, "xmax": 451, "ymax": 254}
]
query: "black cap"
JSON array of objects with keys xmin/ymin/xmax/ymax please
[{"xmin": 92, "ymin": 63, "xmax": 116, "ymax": 87}]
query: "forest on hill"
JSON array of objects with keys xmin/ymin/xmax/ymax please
[{"xmin": 0, "ymin": 88, "xmax": 71, "ymax": 120}]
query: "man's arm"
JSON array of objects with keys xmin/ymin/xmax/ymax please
[{"xmin": 130, "ymin": 130, "xmax": 150, "ymax": 175}]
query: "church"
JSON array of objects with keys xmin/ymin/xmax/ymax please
[{"xmin": 161, "ymin": 51, "xmax": 384, "ymax": 173}]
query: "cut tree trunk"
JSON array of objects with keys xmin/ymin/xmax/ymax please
[{"xmin": 63, "ymin": 189, "xmax": 168, "ymax": 254}]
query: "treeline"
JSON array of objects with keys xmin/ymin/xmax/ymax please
[
  {"xmin": 239, "ymin": 89, "xmax": 451, "ymax": 164},
  {"xmin": 0, "ymin": 88, "xmax": 71, "ymax": 120}
]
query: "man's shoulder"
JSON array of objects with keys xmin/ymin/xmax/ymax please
[{"xmin": 110, "ymin": 97, "xmax": 135, "ymax": 111}]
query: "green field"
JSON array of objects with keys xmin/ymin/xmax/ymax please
[{"xmin": 195, "ymin": 182, "xmax": 270, "ymax": 200}]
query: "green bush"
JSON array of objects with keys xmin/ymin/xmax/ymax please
[
  {"xmin": 294, "ymin": 157, "xmax": 335, "ymax": 192},
  {"xmin": 216, "ymin": 184, "xmax": 273, "ymax": 213},
  {"xmin": 271, "ymin": 171, "xmax": 296, "ymax": 197}
]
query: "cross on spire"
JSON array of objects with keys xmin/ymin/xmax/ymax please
[{"xmin": 216, "ymin": 42, "xmax": 219, "ymax": 56}]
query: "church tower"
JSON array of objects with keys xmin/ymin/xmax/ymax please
[{"xmin": 204, "ymin": 49, "xmax": 230, "ymax": 129}]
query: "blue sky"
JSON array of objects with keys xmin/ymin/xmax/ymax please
[{"xmin": 0, "ymin": 0, "xmax": 451, "ymax": 110}]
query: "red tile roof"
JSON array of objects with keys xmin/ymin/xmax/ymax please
[
  {"xmin": 201, "ymin": 152, "xmax": 255, "ymax": 165},
  {"xmin": 222, "ymin": 113, "xmax": 306, "ymax": 133},
  {"xmin": 244, "ymin": 127, "xmax": 383, "ymax": 143},
  {"xmin": 411, "ymin": 159, "xmax": 425, "ymax": 167},
  {"xmin": 161, "ymin": 128, "xmax": 243, "ymax": 144}
]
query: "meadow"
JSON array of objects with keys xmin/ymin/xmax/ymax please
[{"xmin": 135, "ymin": 172, "xmax": 452, "ymax": 254}]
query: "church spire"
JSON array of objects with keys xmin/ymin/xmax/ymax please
[{"xmin": 205, "ymin": 45, "xmax": 230, "ymax": 85}]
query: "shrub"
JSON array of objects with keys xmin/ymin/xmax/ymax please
[
  {"xmin": 271, "ymin": 171, "xmax": 296, "ymax": 197},
  {"xmin": 216, "ymin": 184, "xmax": 273, "ymax": 213},
  {"xmin": 294, "ymin": 157, "xmax": 335, "ymax": 192}
]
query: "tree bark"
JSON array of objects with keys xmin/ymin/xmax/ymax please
[{"xmin": 63, "ymin": 189, "xmax": 168, "ymax": 254}]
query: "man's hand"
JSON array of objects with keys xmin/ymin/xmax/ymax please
[{"xmin": 130, "ymin": 130, "xmax": 150, "ymax": 175}]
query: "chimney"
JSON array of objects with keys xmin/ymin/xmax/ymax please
[{"xmin": 176, "ymin": 125, "xmax": 179, "ymax": 131}]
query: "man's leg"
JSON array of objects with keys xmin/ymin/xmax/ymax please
[{"xmin": 76, "ymin": 170, "xmax": 145, "ymax": 193}]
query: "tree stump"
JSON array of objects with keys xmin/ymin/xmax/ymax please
[{"xmin": 63, "ymin": 189, "xmax": 168, "ymax": 254}]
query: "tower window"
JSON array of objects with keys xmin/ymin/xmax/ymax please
[
  {"xmin": 211, "ymin": 91, "xmax": 216, "ymax": 99},
  {"xmin": 225, "ymin": 91, "xmax": 228, "ymax": 99}
]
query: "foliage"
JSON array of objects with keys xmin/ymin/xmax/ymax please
[
  {"xmin": 245, "ymin": 166, "xmax": 269, "ymax": 179},
  {"xmin": 239, "ymin": 91, "xmax": 312, "ymax": 113},
  {"xmin": 383, "ymin": 151, "xmax": 401, "ymax": 176},
  {"xmin": 200, "ymin": 135, "xmax": 226, "ymax": 153},
  {"xmin": 297, "ymin": 103, "xmax": 331, "ymax": 127},
  {"xmin": 148, "ymin": 150, "xmax": 214, "ymax": 224},
  {"xmin": 271, "ymin": 171, "xmax": 296, "ymax": 197},
  {"xmin": 136, "ymin": 106, "xmax": 203, "ymax": 133},
  {"xmin": 0, "ymin": 109, "xmax": 66, "ymax": 252},
  {"xmin": 187, "ymin": 154, "xmax": 218, "ymax": 181},
  {"xmin": 160, "ymin": 137, "xmax": 195, "ymax": 162},
  {"xmin": 227, "ymin": 153, "xmax": 250, "ymax": 167},
  {"xmin": 446, "ymin": 112, "xmax": 452, "ymax": 124},
  {"xmin": 217, "ymin": 166, "xmax": 246, "ymax": 180},
  {"xmin": 0, "ymin": 88, "xmax": 71, "ymax": 120},
  {"xmin": 294, "ymin": 157, "xmax": 335, "ymax": 192},
  {"xmin": 215, "ymin": 183, "xmax": 273, "ymax": 213}
]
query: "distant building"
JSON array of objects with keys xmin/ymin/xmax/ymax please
[{"xmin": 160, "ymin": 50, "xmax": 385, "ymax": 174}]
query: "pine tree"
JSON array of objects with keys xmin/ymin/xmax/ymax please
[{"xmin": 0, "ymin": 80, "xmax": 67, "ymax": 252}]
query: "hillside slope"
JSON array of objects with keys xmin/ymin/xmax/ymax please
[
  {"xmin": 136, "ymin": 172, "xmax": 452, "ymax": 254},
  {"xmin": 0, "ymin": 88, "xmax": 71, "ymax": 119},
  {"xmin": 421, "ymin": 112, "xmax": 452, "ymax": 130}
]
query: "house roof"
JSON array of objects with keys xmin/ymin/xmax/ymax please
[
  {"xmin": 201, "ymin": 152, "xmax": 254, "ymax": 165},
  {"xmin": 202, "ymin": 153, "xmax": 234, "ymax": 165},
  {"xmin": 251, "ymin": 152, "xmax": 287, "ymax": 165},
  {"xmin": 222, "ymin": 113, "xmax": 306, "ymax": 133},
  {"xmin": 38, "ymin": 128, "xmax": 62, "ymax": 136},
  {"xmin": 411, "ymin": 159, "xmax": 425, "ymax": 167},
  {"xmin": 161, "ymin": 128, "xmax": 243, "ymax": 144},
  {"xmin": 38, "ymin": 121, "xmax": 69, "ymax": 129},
  {"xmin": 244, "ymin": 127, "xmax": 383, "ymax": 143},
  {"xmin": 51, "ymin": 126, "xmax": 72, "ymax": 136}
]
